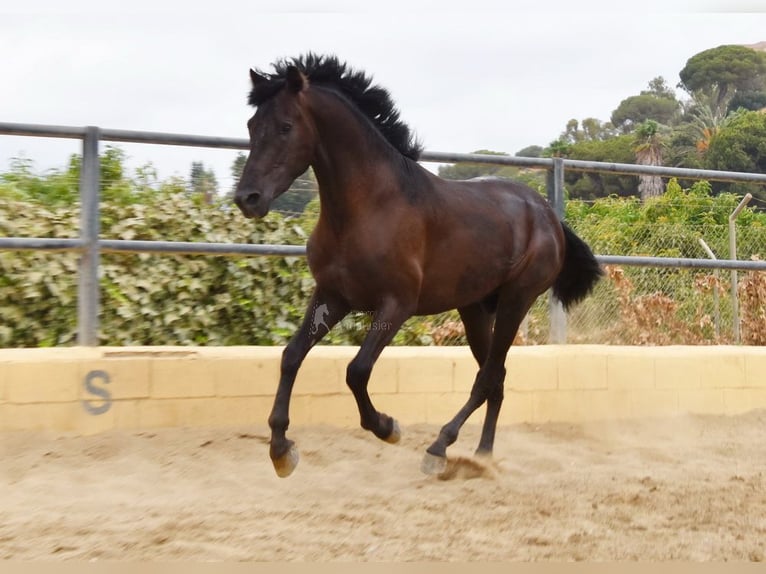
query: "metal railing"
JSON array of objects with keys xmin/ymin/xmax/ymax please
[{"xmin": 2, "ymin": 121, "xmax": 766, "ymax": 346}]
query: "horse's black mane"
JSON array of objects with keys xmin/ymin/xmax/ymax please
[{"xmin": 248, "ymin": 53, "xmax": 423, "ymax": 161}]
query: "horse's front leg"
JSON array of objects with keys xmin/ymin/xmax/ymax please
[
  {"xmin": 346, "ymin": 299, "xmax": 412, "ymax": 443},
  {"xmin": 269, "ymin": 288, "xmax": 349, "ymax": 477}
]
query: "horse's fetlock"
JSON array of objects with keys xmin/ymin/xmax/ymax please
[
  {"xmin": 268, "ymin": 414, "xmax": 289, "ymax": 432},
  {"xmin": 440, "ymin": 425, "xmax": 459, "ymax": 447}
]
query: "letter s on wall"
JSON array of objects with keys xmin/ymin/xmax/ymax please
[{"xmin": 81, "ymin": 370, "xmax": 112, "ymax": 415}]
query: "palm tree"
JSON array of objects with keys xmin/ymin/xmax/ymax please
[
  {"xmin": 688, "ymin": 87, "xmax": 733, "ymax": 154},
  {"xmin": 634, "ymin": 120, "xmax": 667, "ymax": 201},
  {"xmin": 666, "ymin": 88, "xmax": 736, "ymax": 169}
]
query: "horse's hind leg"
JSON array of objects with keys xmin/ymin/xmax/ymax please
[
  {"xmin": 459, "ymin": 302, "xmax": 493, "ymax": 366},
  {"xmin": 422, "ymin": 291, "xmax": 532, "ymax": 475},
  {"xmin": 269, "ymin": 288, "xmax": 349, "ymax": 477},
  {"xmin": 459, "ymin": 302, "xmax": 511, "ymax": 457}
]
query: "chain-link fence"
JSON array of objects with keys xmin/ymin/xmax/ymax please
[
  {"xmin": 416, "ymin": 222, "xmax": 766, "ymax": 347},
  {"xmin": 566, "ymin": 219, "xmax": 766, "ymax": 346}
]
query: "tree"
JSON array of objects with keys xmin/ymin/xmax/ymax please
[
  {"xmin": 64, "ymin": 145, "xmax": 126, "ymax": 193},
  {"xmin": 581, "ymin": 117, "xmax": 615, "ymax": 141},
  {"xmin": 611, "ymin": 94, "xmax": 680, "ymax": 133},
  {"xmin": 667, "ymin": 85, "xmax": 734, "ymax": 171},
  {"xmin": 559, "ymin": 118, "xmax": 616, "ymax": 144},
  {"xmin": 230, "ymin": 152, "xmax": 247, "ymax": 197},
  {"xmin": 438, "ymin": 150, "xmax": 512, "ymax": 179},
  {"xmin": 705, "ymin": 110, "xmax": 766, "ymax": 205},
  {"xmin": 543, "ymin": 139, "xmax": 572, "ymax": 159},
  {"xmin": 610, "ymin": 77, "xmax": 681, "ymax": 134},
  {"xmin": 634, "ymin": 120, "xmax": 668, "ymax": 201},
  {"xmin": 705, "ymin": 110, "xmax": 766, "ymax": 172},
  {"xmin": 0, "ymin": 156, "xmax": 75, "ymax": 205},
  {"xmin": 133, "ymin": 163, "xmax": 159, "ymax": 194},
  {"xmin": 684, "ymin": 87, "xmax": 733, "ymax": 155},
  {"xmin": 642, "ymin": 76, "xmax": 677, "ymax": 100},
  {"xmin": 0, "ymin": 146, "xmax": 143, "ymax": 206},
  {"xmin": 271, "ymin": 168, "xmax": 317, "ymax": 214},
  {"xmin": 515, "ymin": 145, "xmax": 543, "ymax": 158},
  {"xmin": 227, "ymin": 153, "xmax": 317, "ymax": 214},
  {"xmin": 99, "ymin": 147, "xmax": 125, "ymax": 189},
  {"xmin": 562, "ymin": 135, "xmax": 638, "ymax": 199},
  {"xmin": 728, "ymin": 90, "xmax": 766, "ymax": 114},
  {"xmin": 189, "ymin": 162, "xmax": 218, "ymax": 204},
  {"xmin": 678, "ymin": 45, "xmax": 766, "ymax": 109}
]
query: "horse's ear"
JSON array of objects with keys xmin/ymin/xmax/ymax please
[
  {"xmin": 250, "ymin": 69, "xmax": 267, "ymax": 86},
  {"xmin": 285, "ymin": 65, "xmax": 306, "ymax": 93}
]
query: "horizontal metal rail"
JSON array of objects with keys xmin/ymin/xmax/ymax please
[
  {"xmin": 98, "ymin": 240, "xmax": 306, "ymax": 257},
  {"xmin": 0, "ymin": 122, "xmax": 251, "ymax": 149},
  {"xmin": 0, "ymin": 237, "xmax": 83, "ymax": 251},
  {"xmin": 420, "ymin": 151, "xmax": 553, "ymax": 169},
  {"xmin": 0, "ymin": 238, "xmax": 304, "ymax": 256},
  {"xmin": 562, "ymin": 158, "xmax": 766, "ymax": 184},
  {"xmin": 3, "ymin": 236, "xmax": 765, "ymax": 272},
  {"xmin": 0, "ymin": 122, "xmax": 89, "ymax": 139},
  {"xmin": 4, "ymin": 121, "xmax": 766, "ymax": 183},
  {"xmin": 100, "ymin": 128, "xmax": 250, "ymax": 150},
  {"xmin": 597, "ymin": 255, "xmax": 766, "ymax": 272},
  {"xmin": 421, "ymin": 152, "xmax": 766, "ymax": 184}
]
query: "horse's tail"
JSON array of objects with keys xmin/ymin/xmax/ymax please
[{"xmin": 552, "ymin": 222, "xmax": 603, "ymax": 311}]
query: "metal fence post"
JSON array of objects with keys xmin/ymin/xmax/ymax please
[
  {"xmin": 697, "ymin": 238, "xmax": 720, "ymax": 339},
  {"xmin": 729, "ymin": 193, "xmax": 752, "ymax": 344},
  {"xmin": 77, "ymin": 126, "xmax": 101, "ymax": 346},
  {"xmin": 547, "ymin": 157, "xmax": 567, "ymax": 344}
]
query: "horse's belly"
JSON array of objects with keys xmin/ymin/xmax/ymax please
[
  {"xmin": 412, "ymin": 240, "xmax": 513, "ymax": 311},
  {"xmin": 415, "ymin": 273, "xmax": 501, "ymax": 315}
]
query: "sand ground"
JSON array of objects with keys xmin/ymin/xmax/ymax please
[{"xmin": 2, "ymin": 411, "xmax": 766, "ymax": 561}]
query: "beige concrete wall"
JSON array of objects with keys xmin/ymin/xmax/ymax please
[{"xmin": 1, "ymin": 345, "xmax": 765, "ymax": 435}]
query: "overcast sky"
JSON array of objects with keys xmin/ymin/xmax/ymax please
[{"xmin": 2, "ymin": 0, "xmax": 766, "ymax": 191}]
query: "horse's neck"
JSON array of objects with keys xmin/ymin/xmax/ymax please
[{"xmin": 308, "ymin": 89, "xmax": 401, "ymax": 227}]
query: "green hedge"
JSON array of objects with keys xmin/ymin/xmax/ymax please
[
  {"xmin": 1, "ymin": 188, "xmax": 312, "ymax": 346},
  {"xmin": 2, "ymin": 173, "xmax": 764, "ymax": 347}
]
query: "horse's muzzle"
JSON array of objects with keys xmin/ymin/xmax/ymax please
[{"xmin": 234, "ymin": 190, "xmax": 269, "ymax": 219}]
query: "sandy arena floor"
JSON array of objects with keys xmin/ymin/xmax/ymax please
[{"xmin": 2, "ymin": 411, "xmax": 766, "ymax": 561}]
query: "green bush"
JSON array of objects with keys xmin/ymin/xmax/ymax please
[
  {"xmin": 1, "ymin": 189, "xmax": 310, "ymax": 346},
  {"xmin": 2, "ymin": 154, "xmax": 764, "ymax": 348}
]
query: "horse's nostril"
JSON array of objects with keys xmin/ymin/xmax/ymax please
[{"xmin": 244, "ymin": 192, "xmax": 261, "ymax": 209}]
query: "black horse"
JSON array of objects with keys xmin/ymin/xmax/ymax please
[{"xmin": 234, "ymin": 54, "xmax": 602, "ymax": 477}]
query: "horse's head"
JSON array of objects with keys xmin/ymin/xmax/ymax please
[{"xmin": 234, "ymin": 66, "xmax": 315, "ymax": 219}]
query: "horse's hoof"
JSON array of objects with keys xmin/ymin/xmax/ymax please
[
  {"xmin": 385, "ymin": 419, "xmax": 401, "ymax": 444},
  {"xmin": 272, "ymin": 444, "xmax": 300, "ymax": 478},
  {"xmin": 421, "ymin": 452, "xmax": 447, "ymax": 475}
]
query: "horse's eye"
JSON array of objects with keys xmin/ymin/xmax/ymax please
[{"xmin": 280, "ymin": 122, "xmax": 293, "ymax": 135}]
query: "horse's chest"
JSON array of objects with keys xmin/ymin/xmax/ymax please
[{"xmin": 307, "ymin": 246, "xmax": 388, "ymax": 311}]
